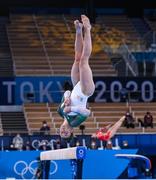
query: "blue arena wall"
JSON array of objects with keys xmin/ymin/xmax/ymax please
[
  {"xmin": 1, "ymin": 134, "xmax": 156, "ymax": 155},
  {"xmin": 0, "ymin": 77, "xmax": 15, "ymax": 105},
  {"xmin": 0, "ymin": 77, "xmax": 155, "ymax": 105},
  {"xmin": 132, "ymin": 52, "xmax": 156, "ymax": 62},
  {"xmin": 0, "ymin": 149, "xmax": 138, "ymax": 179},
  {"xmin": 15, "ymin": 77, "xmax": 70, "ymax": 104}
]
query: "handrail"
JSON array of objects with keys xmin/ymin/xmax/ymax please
[
  {"xmin": 22, "ymin": 104, "xmax": 30, "ymax": 134},
  {"xmin": 118, "ymin": 42, "xmax": 138, "ymax": 76},
  {"xmin": 5, "ymin": 22, "xmax": 16, "ymax": 76},
  {"xmin": 32, "ymin": 14, "xmax": 54, "ymax": 75},
  {"xmin": 103, "ymin": 43, "xmax": 138, "ymax": 76},
  {"xmin": 142, "ymin": 30, "xmax": 156, "ymax": 49},
  {"xmin": 46, "ymin": 102, "xmax": 54, "ymax": 124},
  {"xmin": 62, "ymin": 14, "xmax": 74, "ymax": 40},
  {"xmin": 2, "ymin": 130, "xmax": 57, "ymax": 136},
  {"xmin": 142, "ymin": 30, "xmax": 153, "ymax": 41}
]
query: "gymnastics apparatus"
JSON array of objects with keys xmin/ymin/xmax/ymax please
[{"xmin": 40, "ymin": 146, "xmax": 86, "ymax": 179}]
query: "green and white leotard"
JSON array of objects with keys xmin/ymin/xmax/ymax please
[{"xmin": 57, "ymin": 81, "xmax": 90, "ymax": 127}]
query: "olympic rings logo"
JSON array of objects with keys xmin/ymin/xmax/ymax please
[
  {"xmin": 32, "ymin": 139, "xmax": 56, "ymax": 150},
  {"xmin": 14, "ymin": 160, "xmax": 58, "ymax": 179}
]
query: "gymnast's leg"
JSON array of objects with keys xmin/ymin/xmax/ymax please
[
  {"xmin": 60, "ymin": 20, "xmax": 84, "ymax": 138},
  {"xmin": 71, "ymin": 20, "xmax": 83, "ymax": 86},
  {"xmin": 108, "ymin": 116, "xmax": 125, "ymax": 139},
  {"xmin": 79, "ymin": 15, "xmax": 95, "ymax": 96}
]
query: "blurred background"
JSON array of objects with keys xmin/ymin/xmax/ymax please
[{"xmin": 0, "ymin": 0, "xmax": 155, "ymax": 179}]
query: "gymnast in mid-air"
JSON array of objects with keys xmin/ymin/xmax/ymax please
[{"xmin": 57, "ymin": 14, "xmax": 95, "ymax": 138}]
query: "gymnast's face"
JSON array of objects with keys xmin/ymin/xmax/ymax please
[{"xmin": 60, "ymin": 123, "xmax": 73, "ymax": 138}]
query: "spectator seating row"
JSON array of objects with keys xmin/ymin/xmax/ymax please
[
  {"xmin": 0, "ymin": 13, "xmax": 155, "ymax": 77},
  {"xmin": 0, "ymin": 17, "xmax": 13, "ymax": 77},
  {"xmin": 0, "ymin": 111, "xmax": 27, "ymax": 135},
  {"xmin": 0, "ymin": 101, "xmax": 155, "ymax": 135},
  {"xmin": 6, "ymin": 14, "xmax": 118, "ymax": 77},
  {"xmin": 23, "ymin": 102, "xmax": 156, "ymax": 135},
  {"xmin": 6, "ymin": 13, "xmax": 149, "ymax": 77},
  {"xmin": 95, "ymin": 15, "xmax": 145, "ymax": 51}
]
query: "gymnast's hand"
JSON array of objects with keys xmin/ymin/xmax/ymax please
[
  {"xmin": 63, "ymin": 106, "xmax": 71, "ymax": 113},
  {"xmin": 64, "ymin": 97, "xmax": 71, "ymax": 106}
]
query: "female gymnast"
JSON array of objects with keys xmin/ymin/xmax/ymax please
[
  {"xmin": 57, "ymin": 14, "xmax": 95, "ymax": 138},
  {"xmin": 95, "ymin": 116, "xmax": 125, "ymax": 141}
]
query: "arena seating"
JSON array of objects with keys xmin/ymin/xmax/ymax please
[
  {"xmin": 7, "ymin": 15, "xmax": 52, "ymax": 76},
  {"xmin": 23, "ymin": 103, "xmax": 55, "ymax": 134},
  {"xmin": 0, "ymin": 115, "xmax": 3, "ymax": 135},
  {"xmin": 22, "ymin": 102, "xmax": 156, "ymax": 135},
  {"xmin": 6, "ymin": 14, "xmax": 151, "ymax": 77},
  {"xmin": 4, "ymin": 13, "xmax": 156, "ymax": 78},
  {"xmin": 130, "ymin": 102, "xmax": 156, "ymax": 133},
  {"xmin": 7, "ymin": 14, "xmax": 119, "ymax": 77},
  {"xmin": 0, "ymin": 17, "xmax": 13, "ymax": 77},
  {"xmin": 90, "ymin": 102, "xmax": 142, "ymax": 134},
  {"xmin": 95, "ymin": 15, "xmax": 144, "ymax": 51},
  {"xmin": 1, "ymin": 112, "xmax": 27, "ymax": 135}
]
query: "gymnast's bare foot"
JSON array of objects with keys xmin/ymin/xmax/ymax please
[
  {"xmin": 74, "ymin": 20, "xmax": 83, "ymax": 34},
  {"xmin": 81, "ymin": 14, "xmax": 91, "ymax": 31}
]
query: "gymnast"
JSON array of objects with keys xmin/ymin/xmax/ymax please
[
  {"xmin": 95, "ymin": 116, "xmax": 125, "ymax": 141},
  {"xmin": 57, "ymin": 14, "xmax": 95, "ymax": 138}
]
